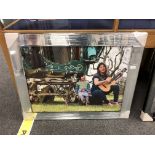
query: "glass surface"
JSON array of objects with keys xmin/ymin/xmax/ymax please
[
  {"xmin": 20, "ymin": 46, "xmax": 132, "ymax": 112},
  {"xmin": 5, "ymin": 19, "xmax": 114, "ymax": 30},
  {"xmin": 3, "ymin": 19, "xmax": 155, "ymax": 30},
  {"xmin": 0, "ymin": 19, "xmax": 17, "ymax": 27},
  {"xmin": 119, "ymin": 19, "xmax": 155, "ymax": 29}
]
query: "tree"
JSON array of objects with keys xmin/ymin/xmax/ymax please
[{"xmin": 98, "ymin": 46, "xmax": 125, "ymax": 77}]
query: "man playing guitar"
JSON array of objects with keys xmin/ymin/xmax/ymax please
[{"xmin": 91, "ymin": 62, "xmax": 120, "ymax": 106}]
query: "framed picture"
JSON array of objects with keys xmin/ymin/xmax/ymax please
[{"xmin": 5, "ymin": 32, "xmax": 147, "ymax": 119}]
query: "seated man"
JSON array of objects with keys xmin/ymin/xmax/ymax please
[
  {"xmin": 91, "ymin": 63, "xmax": 119, "ymax": 106},
  {"xmin": 75, "ymin": 74, "xmax": 91, "ymax": 105}
]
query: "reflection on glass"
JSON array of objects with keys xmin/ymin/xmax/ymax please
[{"xmin": 6, "ymin": 19, "xmax": 114, "ymax": 30}]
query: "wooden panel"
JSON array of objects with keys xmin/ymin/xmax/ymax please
[
  {"xmin": 145, "ymin": 34, "xmax": 155, "ymax": 48},
  {"xmin": 0, "ymin": 23, "xmax": 3, "ymax": 29},
  {"xmin": 113, "ymin": 19, "xmax": 119, "ymax": 32},
  {"xmin": 0, "ymin": 31, "xmax": 17, "ymax": 88},
  {"xmin": 118, "ymin": 29, "xmax": 155, "ymax": 35}
]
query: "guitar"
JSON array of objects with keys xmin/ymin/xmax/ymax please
[{"xmin": 98, "ymin": 68, "xmax": 127, "ymax": 92}]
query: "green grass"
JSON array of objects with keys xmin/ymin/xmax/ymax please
[
  {"xmin": 32, "ymin": 103, "xmax": 121, "ymax": 112},
  {"xmin": 31, "ymin": 95, "xmax": 122, "ymax": 112}
]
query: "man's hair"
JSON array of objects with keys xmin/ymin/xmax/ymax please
[
  {"xmin": 79, "ymin": 73, "xmax": 85, "ymax": 78},
  {"xmin": 97, "ymin": 63, "xmax": 107, "ymax": 74}
]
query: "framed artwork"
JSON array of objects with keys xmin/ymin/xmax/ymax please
[{"xmin": 5, "ymin": 32, "xmax": 147, "ymax": 119}]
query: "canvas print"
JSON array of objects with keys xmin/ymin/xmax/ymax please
[{"xmin": 20, "ymin": 46, "xmax": 132, "ymax": 112}]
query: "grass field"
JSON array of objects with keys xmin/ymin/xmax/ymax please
[
  {"xmin": 31, "ymin": 94, "xmax": 122, "ymax": 112},
  {"xmin": 32, "ymin": 103, "xmax": 121, "ymax": 112}
]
